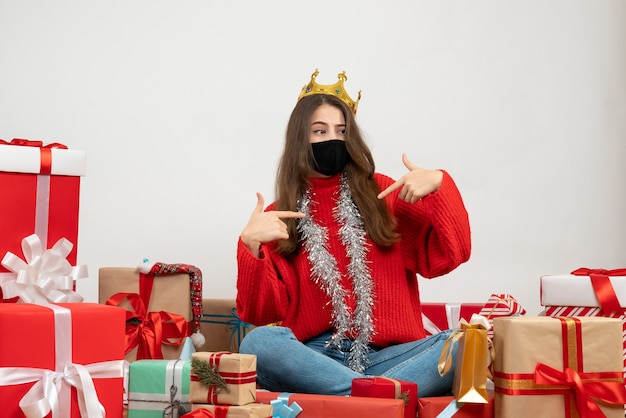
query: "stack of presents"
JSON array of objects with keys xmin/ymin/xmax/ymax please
[{"xmin": 1, "ymin": 138, "xmax": 626, "ymax": 417}]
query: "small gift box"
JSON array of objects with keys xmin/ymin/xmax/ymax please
[
  {"xmin": 351, "ymin": 377, "xmax": 417, "ymax": 418},
  {"xmin": 0, "ymin": 302, "xmax": 126, "ymax": 417},
  {"xmin": 0, "ymin": 138, "xmax": 86, "ymax": 301},
  {"xmin": 200, "ymin": 299, "xmax": 254, "ymax": 353},
  {"xmin": 417, "ymin": 393, "xmax": 494, "ymax": 418},
  {"xmin": 190, "ymin": 352, "xmax": 257, "ymax": 406},
  {"xmin": 478, "ymin": 293, "xmax": 526, "ymax": 339},
  {"xmin": 256, "ymin": 391, "xmax": 405, "ymax": 418},
  {"xmin": 187, "ymin": 403, "xmax": 272, "ymax": 418},
  {"xmin": 128, "ymin": 359, "xmax": 191, "ymax": 418},
  {"xmin": 99, "ymin": 263, "xmax": 204, "ymax": 361},
  {"xmin": 493, "ymin": 316, "xmax": 626, "ymax": 418},
  {"xmin": 421, "ymin": 302, "xmax": 484, "ymax": 336}
]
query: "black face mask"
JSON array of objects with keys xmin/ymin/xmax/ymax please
[{"xmin": 311, "ymin": 139, "xmax": 349, "ymax": 176}]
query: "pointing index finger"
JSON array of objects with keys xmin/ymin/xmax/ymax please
[
  {"xmin": 272, "ymin": 210, "xmax": 306, "ymax": 219},
  {"xmin": 377, "ymin": 179, "xmax": 403, "ymax": 199}
]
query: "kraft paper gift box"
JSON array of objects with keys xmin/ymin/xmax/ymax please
[
  {"xmin": 255, "ymin": 391, "xmax": 404, "ymax": 418},
  {"xmin": 0, "ymin": 138, "xmax": 86, "ymax": 301},
  {"xmin": 0, "ymin": 302, "xmax": 126, "ymax": 418},
  {"xmin": 421, "ymin": 302, "xmax": 484, "ymax": 336},
  {"xmin": 417, "ymin": 393, "xmax": 494, "ymax": 418},
  {"xmin": 350, "ymin": 377, "xmax": 417, "ymax": 418},
  {"xmin": 199, "ymin": 299, "xmax": 254, "ymax": 353},
  {"xmin": 541, "ymin": 268, "xmax": 626, "ymax": 381},
  {"xmin": 492, "ymin": 316, "xmax": 626, "ymax": 418},
  {"xmin": 128, "ymin": 359, "xmax": 191, "ymax": 418},
  {"xmin": 99, "ymin": 264, "xmax": 204, "ymax": 361},
  {"xmin": 187, "ymin": 403, "xmax": 272, "ymax": 418},
  {"xmin": 190, "ymin": 352, "xmax": 257, "ymax": 406}
]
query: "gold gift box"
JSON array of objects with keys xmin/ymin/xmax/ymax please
[
  {"xmin": 493, "ymin": 316, "xmax": 626, "ymax": 418},
  {"xmin": 190, "ymin": 352, "xmax": 257, "ymax": 406}
]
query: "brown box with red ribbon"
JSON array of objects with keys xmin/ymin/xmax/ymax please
[
  {"xmin": 99, "ymin": 265, "xmax": 203, "ymax": 362},
  {"xmin": 492, "ymin": 316, "xmax": 626, "ymax": 418},
  {"xmin": 0, "ymin": 138, "xmax": 86, "ymax": 301},
  {"xmin": 351, "ymin": 377, "xmax": 417, "ymax": 418},
  {"xmin": 541, "ymin": 268, "xmax": 626, "ymax": 387},
  {"xmin": 190, "ymin": 352, "xmax": 257, "ymax": 406}
]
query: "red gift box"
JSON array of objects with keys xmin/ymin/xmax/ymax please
[
  {"xmin": 351, "ymin": 377, "xmax": 416, "ymax": 418},
  {"xmin": 256, "ymin": 390, "xmax": 404, "ymax": 418},
  {"xmin": 417, "ymin": 393, "xmax": 494, "ymax": 417},
  {"xmin": 0, "ymin": 303, "xmax": 126, "ymax": 417},
  {"xmin": 0, "ymin": 139, "xmax": 85, "ymax": 299},
  {"xmin": 421, "ymin": 302, "xmax": 484, "ymax": 336}
]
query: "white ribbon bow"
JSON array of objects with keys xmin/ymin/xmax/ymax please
[
  {"xmin": 0, "ymin": 234, "xmax": 87, "ymax": 303},
  {"xmin": 0, "ymin": 360, "xmax": 125, "ymax": 418}
]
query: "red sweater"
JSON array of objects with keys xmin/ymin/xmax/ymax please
[{"xmin": 236, "ymin": 171, "xmax": 471, "ymax": 346}]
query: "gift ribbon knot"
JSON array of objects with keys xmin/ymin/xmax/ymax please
[
  {"xmin": 106, "ymin": 292, "xmax": 188, "ymax": 360},
  {"xmin": 271, "ymin": 393, "xmax": 303, "ymax": 418},
  {"xmin": 571, "ymin": 268, "xmax": 626, "ymax": 315},
  {"xmin": 534, "ymin": 362, "xmax": 626, "ymax": 418},
  {"xmin": 0, "ymin": 234, "xmax": 86, "ymax": 304}
]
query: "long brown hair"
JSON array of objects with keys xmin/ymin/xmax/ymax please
[{"xmin": 275, "ymin": 94, "xmax": 399, "ymax": 255}]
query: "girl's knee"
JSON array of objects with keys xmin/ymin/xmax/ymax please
[{"xmin": 240, "ymin": 325, "xmax": 293, "ymax": 353}]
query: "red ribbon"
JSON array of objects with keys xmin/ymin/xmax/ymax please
[
  {"xmin": 571, "ymin": 268, "xmax": 626, "ymax": 315},
  {"xmin": 105, "ymin": 292, "xmax": 188, "ymax": 360},
  {"xmin": 181, "ymin": 406, "xmax": 229, "ymax": 418},
  {"xmin": 0, "ymin": 138, "xmax": 68, "ymax": 175},
  {"xmin": 534, "ymin": 363, "xmax": 626, "ymax": 418}
]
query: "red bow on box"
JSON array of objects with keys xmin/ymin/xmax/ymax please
[
  {"xmin": 571, "ymin": 268, "xmax": 626, "ymax": 315},
  {"xmin": 106, "ymin": 292, "xmax": 188, "ymax": 360}
]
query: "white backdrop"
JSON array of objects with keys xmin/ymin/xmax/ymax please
[{"xmin": 1, "ymin": 1, "xmax": 625, "ymax": 315}]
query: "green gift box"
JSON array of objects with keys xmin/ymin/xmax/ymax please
[{"xmin": 128, "ymin": 359, "xmax": 191, "ymax": 418}]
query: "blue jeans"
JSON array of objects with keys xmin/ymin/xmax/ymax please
[{"xmin": 239, "ymin": 326, "xmax": 457, "ymax": 397}]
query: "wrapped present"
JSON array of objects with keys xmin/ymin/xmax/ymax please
[
  {"xmin": 187, "ymin": 403, "xmax": 272, "ymax": 418},
  {"xmin": 0, "ymin": 302, "xmax": 126, "ymax": 417},
  {"xmin": 99, "ymin": 262, "xmax": 204, "ymax": 361},
  {"xmin": 421, "ymin": 302, "xmax": 484, "ymax": 336},
  {"xmin": 541, "ymin": 269, "xmax": 626, "ymax": 371},
  {"xmin": 417, "ymin": 393, "xmax": 494, "ymax": 418},
  {"xmin": 128, "ymin": 359, "xmax": 191, "ymax": 418},
  {"xmin": 190, "ymin": 352, "xmax": 257, "ymax": 406},
  {"xmin": 351, "ymin": 377, "xmax": 417, "ymax": 418},
  {"xmin": 200, "ymin": 299, "xmax": 254, "ymax": 353},
  {"xmin": 0, "ymin": 138, "xmax": 86, "ymax": 301},
  {"xmin": 256, "ymin": 391, "xmax": 404, "ymax": 418},
  {"xmin": 478, "ymin": 294, "xmax": 526, "ymax": 340},
  {"xmin": 493, "ymin": 316, "xmax": 626, "ymax": 418}
]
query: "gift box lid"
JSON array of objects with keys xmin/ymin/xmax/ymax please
[
  {"xmin": 0, "ymin": 139, "xmax": 86, "ymax": 176},
  {"xmin": 541, "ymin": 273, "xmax": 626, "ymax": 308}
]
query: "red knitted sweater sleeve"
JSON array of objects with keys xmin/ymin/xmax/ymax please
[
  {"xmin": 379, "ymin": 170, "xmax": 471, "ymax": 278},
  {"xmin": 236, "ymin": 238, "xmax": 289, "ymax": 326}
]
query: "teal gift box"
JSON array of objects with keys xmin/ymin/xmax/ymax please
[{"xmin": 128, "ymin": 359, "xmax": 191, "ymax": 418}]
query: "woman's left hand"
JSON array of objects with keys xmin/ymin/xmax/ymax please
[{"xmin": 377, "ymin": 153, "xmax": 443, "ymax": 203}]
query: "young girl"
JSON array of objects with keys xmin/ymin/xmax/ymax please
[{"xmin": 236, "ymin": 70, "xmax": 471, "ymax": 396}]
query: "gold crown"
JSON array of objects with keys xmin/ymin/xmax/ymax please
[{"xmin": 298, "ymin": 69, "xmax": 362, "ymax": 114}]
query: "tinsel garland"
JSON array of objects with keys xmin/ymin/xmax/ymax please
[{"xmin": 297, "ymin": 174, "xmax": 375, "ymax": 373}]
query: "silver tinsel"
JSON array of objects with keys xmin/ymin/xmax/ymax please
[{"xmin": 297, "ymin": 174, "xmax": 375, "ymax": 373}]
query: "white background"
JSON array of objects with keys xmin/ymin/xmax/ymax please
[{"xmin": 1, "ymin": 1, "xmax": 625, "ymax": 316}]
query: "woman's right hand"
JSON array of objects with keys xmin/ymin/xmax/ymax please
[{"xmin": 240, "ymin": 192, "xmax": 305, "ymax": 257}]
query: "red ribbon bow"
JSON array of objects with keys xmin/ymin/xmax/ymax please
[
  {"xmin": 181, "ymin": 406, "xmax": 229, "ymax": 418},
  {"xmin": 0, "ymin": 137, "xmax": 68, "ymax": 175},
  {"xmin": 534, "ymin": 362, "xmax": 626, "ymax": 418},
  {"xmin": 571, "ymin": 268, "xmax": 626, "ymax": 315},
  {"xmin": 106, "ymin": 292, "xmax": 188, "ymax": 359}
]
